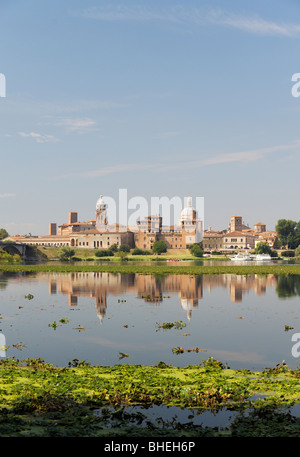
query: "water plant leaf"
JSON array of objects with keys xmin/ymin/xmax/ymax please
[
  {"xmin": 118, "ymin": 352, "xmax": 130, "ymax": 359},
  {"xmin": 12, "ymin": 342, "xmax": 26, "ymax": 350},
  {"xmin": 73, "ymin": 325, "xmax": 85, "ymax": 331}
]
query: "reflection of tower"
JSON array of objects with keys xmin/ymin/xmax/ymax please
[
  {"xmin": 137, "ymin": 276, "xmax": 163, "ymax": 303},
  {"xmin": 180, "ymin": 299, "xmax": 198, "ymax": 321},
  {"xmin": 96, "ymin": 195, "xmax": 107, "ymax": 232},
  {"xmin": 229, "ymin": 286, "xmax": 242, "ymax": 303},
  {"xmin": 49, "ymin": 280, "xmax": 57, "ymax": 295},
  {"xmin": 179, "ymin": 276, "xmax": 202, "ymax": 321},
  {"xmin": 95, "ymin": 294, "xmax": 107, "ymax": 324}
]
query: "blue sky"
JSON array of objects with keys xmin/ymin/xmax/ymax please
[{"xmin": 1, "ymin": 0, "xmax": 300, "ymax": 235}]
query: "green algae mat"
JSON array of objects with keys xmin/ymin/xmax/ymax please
[{"xmin": 1, "ymin": 357, "xmax": 300, "ymax": 437}]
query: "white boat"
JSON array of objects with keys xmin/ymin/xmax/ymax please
[
  {"xmin": 230, "ymin": 253, "xmax": 253, "ymax": 261},
  {"xmin": 255, "ymin": 254, "xmax": 271, "ymax": 261}
]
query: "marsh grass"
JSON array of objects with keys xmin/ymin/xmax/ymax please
[{"xmin": 1, "ymin": 263, "xmax": 300, "ymax": 276}]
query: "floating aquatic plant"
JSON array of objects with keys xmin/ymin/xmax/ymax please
[
  {"xmin": 24, "ymin": 294, "xmax": 34, "ymax": 300},
  {"xmin": 156, "ymin": 320, "xmax": 187, "ymax": 331}
]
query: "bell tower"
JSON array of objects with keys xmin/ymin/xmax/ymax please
[{"xmin": 96, "ymin": 195, "xmax": 107, "ymax": 232}]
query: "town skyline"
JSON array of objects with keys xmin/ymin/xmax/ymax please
[{"xmin": 1, "ymin": 0, "xmax": 300, "ymax": 235}]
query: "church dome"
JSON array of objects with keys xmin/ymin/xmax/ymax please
[{"xmin": 180, "ymin": 197, "xmax": 196, "ymax": 221}]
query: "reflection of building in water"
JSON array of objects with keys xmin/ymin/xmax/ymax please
[
  {"xmin": 201, "ymin": 274, "xmax": 277, "ymax": 303},
  {"xmin": 47, "ymin": 272, "xmax": 203, "ymax": 322},
  {"xmin": 136, "ymin": 274, "xmax": 203, "ymax": 320},
  {"xmin": 46, "ymin": 272, "xmax": 278, "ymax": 323},
  {"xmin": 49, "ymin": 272, "xmax": 135, "ymax": 324}
]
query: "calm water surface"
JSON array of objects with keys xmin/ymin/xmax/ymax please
[{"xmin": 1, "ymin": 270, "xmax": 300, "ymax": 371}]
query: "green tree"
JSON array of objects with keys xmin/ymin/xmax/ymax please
[
  {"xmin": 273, "ymin": 237, "xmax": 281, "ymax": 250},
  {"xmin": 0, "ymin": 229, "xmax": 9, "ymax": 240},
  {"xmin": 110, "ymin": 243, "xmax": 118, "ymax": 253},
  {"xmin": 118, "ymin": 250, "xmax": 128, "ymax": 261},
  {"xmin": 95, "ymin": 249, "xmax": 114, "ymax": 257},
  {"xmin": 119, "ymin": 244, "xmax": 131, "ymax": 253},
  {"xmin": 59, "ymin": 247, "xmax": 75, "ymax": 262},
  {"xmin": 189, "ymin": 243, "xmax": 203, "ymax": 257},
  {"xmin": 254, "ymin": 242, "xmax": 272, "ymax": 254},
  {"xmin": 255, "ymin": 242, "xmax": 277, "ymax": 257},
  {"xmin": 152, "ymin": 240, "xmax": 167, "ymax": 255},
  {"xmin": 275, "ymin": 219, "xmax": 300, "ymax": 249},
  {"xmin": 132, "ymin": 248, "xmax": 151, "ymax": 255}
]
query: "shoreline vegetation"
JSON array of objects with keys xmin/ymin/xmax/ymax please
[
  {"xmin": 1, "ymin": 263, "xmax": 300, "ymax": 275},
  {"xmin": 1, "ymin": 357, "xmax": 300, "ymax": 436}
]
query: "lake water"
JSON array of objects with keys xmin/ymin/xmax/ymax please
[{"xmin": 1, "ymin": 270, "xmax": 300, "ymax": 371}]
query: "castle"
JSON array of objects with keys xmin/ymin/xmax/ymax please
[
  {"xmin": 7, "ymin": 195, "xmax": 276, "ymax": 252},
  {"xmin": 8, "ymin": 195, "xmax": 203, "ymax": 251}
]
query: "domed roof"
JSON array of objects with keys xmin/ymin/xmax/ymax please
[
  {"xmin": 96, "ymin": 195, "xmax": 107, "ymax": 211},
  {"xmin": 180, "ymin": 196, "xmax": 196, "ymax": 221}
]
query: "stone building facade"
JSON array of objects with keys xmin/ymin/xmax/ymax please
[
  {"xmin": 134, "ymin": 197, "xmax": 202, "ymax": 250},
  {"xmin": 8, "ymin": 195, "xmax": 202, "ymax": 251}
]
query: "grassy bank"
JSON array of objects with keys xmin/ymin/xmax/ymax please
[
  {"xmin": 0, "ymin": 357, "xmax": 300, "ymax": 437},
  {"xmin": 1, "ymin": 262, "xmax": 300, "ymax": 275},
  {"xmin": 38, "ymin": 246, "xmax": 231, "ymax": 261}
]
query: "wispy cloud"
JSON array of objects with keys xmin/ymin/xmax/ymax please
[
  {"xmin": 158, "ymin": 141, "xmax": 300, "ymax": 172},
  {"xmin": 75, "ymin": 4, "xmax": 300, "ymax": 37},
  {"xmin": 18, "ymin": 132, "xmax": 60, "ymax": 143},
  {"xmin": 207, "ymin": 9, "xmax": 300, "ymax": 37},
  {"xmin": 0, "ymin": 193, "xmax": 16, "ymax": 199},
  {"xmin": 47, "ymin": 117, "xmax": 98, "ymax": 134},
  {"xmin": 53, "ymin": 140, "xmax": 300, "ymax": 180},
  {"xmin": 55, "ymin": 163, "xmax": 156, "ymax": 180}
]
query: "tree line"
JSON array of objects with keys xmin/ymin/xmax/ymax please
[{"xmin": 275, "ymin": 219, "xmax": 300, "ymax": 250}]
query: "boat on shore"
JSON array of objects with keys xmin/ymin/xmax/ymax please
[
  {"xmin": 255, "ymin": 254, "xmax": 272, "ymax": 261},
  {"xmin": 230, "ymin": 253, "xmax": 253, "ymax": 262},
  {"xmin": 230, "ymin": 253, "xmax": 272, "ymax": 262}
]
